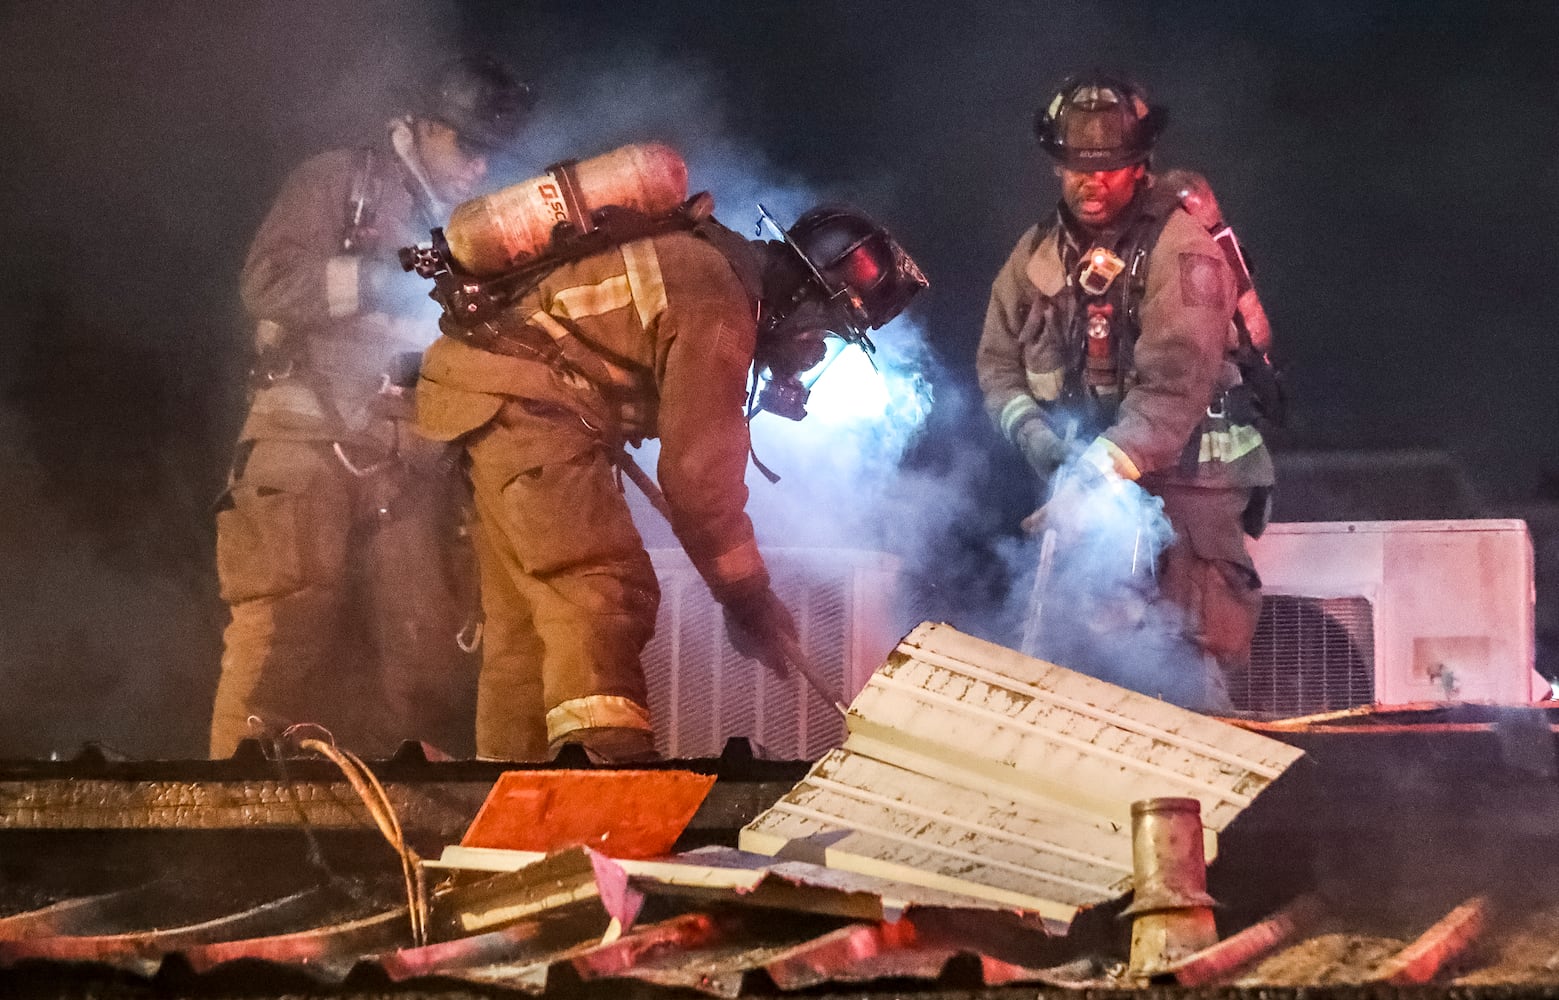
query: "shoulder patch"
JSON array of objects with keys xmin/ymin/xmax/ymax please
[{"xmin": 1179, "ymin": 252, "xmax": 1227, "ymax": 309}]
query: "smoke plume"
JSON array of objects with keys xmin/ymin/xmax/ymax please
[{"xmin": 514, "ymin": 49, "xmax": 1225, "ymax": 713}]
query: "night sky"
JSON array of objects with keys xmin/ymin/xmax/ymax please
[{"xmin": 2, "ymin": 0, "xmax": 1557, "ymax": 757}]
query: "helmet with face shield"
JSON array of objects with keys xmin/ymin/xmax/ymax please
[{"xmin": 751, "ymin": 204, "xmax": 927, "ymax": 420}]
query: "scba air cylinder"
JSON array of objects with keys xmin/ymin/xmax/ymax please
[{"xmin": 445, "ymin": 142, "xmax": 689, "ymax": 276}]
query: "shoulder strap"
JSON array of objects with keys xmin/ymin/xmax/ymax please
[
  {"xmin": 1030, "ymin": 216, "xmax": 1057, "ymax": 256},
  {"xmin": 1109, "ymin": 187, "xmax": 1186, "ymax": 419},
  {"xmin": 1121, "ymin": 184, "xmax": 1183, "ymax": 331},
  {"xmin": 692, "ymin": 216, "xmax": 765, "ymax": 307}
]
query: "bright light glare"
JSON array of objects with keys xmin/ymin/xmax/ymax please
[{"xmin": 801, "ymin": 342, "xmax": 890, "ymax": 426}]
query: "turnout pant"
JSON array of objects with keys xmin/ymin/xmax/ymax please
[
  {"xmin": 209, "ymin": 435, "xmax": 474, "ymax": 757},
  {"xmin": 462, "ymin": 409, "xmax": 660, "ymax": 762},
  {"xmin": 1152, "ymin": 481, "xmax": 1264, "ymax": 702}
]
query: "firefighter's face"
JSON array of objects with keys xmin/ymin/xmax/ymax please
[
  {"xmin": 1058, "ymin": 163, "xmax": 1145, "ymax": 228},
  {"xmin": 415, "ymin": 120, "xmax": 490, "ymax": 204}
]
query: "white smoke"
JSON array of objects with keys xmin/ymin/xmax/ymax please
[
  {"xmin": 989, "ymin": 457, "xmax": 1230, "ymax": 711},
  {"xmin": 491, "ymin": 57, "xmax": 820, "ymax": 226},
  {"xmin": 740, "ymin": 317, "xmax": 938, "ymax": 552}
]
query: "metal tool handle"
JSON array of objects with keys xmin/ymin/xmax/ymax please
[
  {"xmin": 776, "ymin": 633, "xmax": 850, "ymax": 719},
  {"xmin": 1020, "ymin": 526, "xmax": 1058, "ymax": 658}
]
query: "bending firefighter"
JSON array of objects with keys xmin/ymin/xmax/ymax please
[
  {"xmin": 976, "ymin": 74, "xmax": 1276, "ymax": 710},
  {"xmin": 410, "ymin": 153, "xmax": 927, "ymax": 762},
  {"xmin": 209, "ymin": 56, "xmax": 534, "ymax": 757}
]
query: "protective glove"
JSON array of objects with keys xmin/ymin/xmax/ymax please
[
  {"xmin": 1014, "ymin": 417, "xmax": 1071, "ymax": 480},
  {"xmin": 720, "ymin": 583, "xmax": 800, "ymax": 677},
  {"xmin": 1021, "ymin": 438, "xmax": 1129, "ymax": 538}
]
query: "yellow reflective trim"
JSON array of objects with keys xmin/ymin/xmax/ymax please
[
  {"xmin": 546, "ymin": 695, "xmax": 653, "ymax": 741},
  {"xmin": 620, "ymin": 238, "xmax": 668, "ymax": 330},
  {"xmin": 551, "ymin": 274, "xmax": 633, "ymax": 320},
  {"xmin": 1095, "ymin": 436, "xmax": 1142, "ymax": 480},
  {"xmin": 528, "ymin": 310, "xmax": 573, "ymax": 342},
  {"xmin": 998, "ymin": 396, "xmax": 1040, "ymax": 440},
  {"xmin": 1199, "ymin": 424, "xmax": 1264, "ymax": 464},
  {"xmin": 325, "ymin": 255, "xmax": 359, "ymax": 318}
]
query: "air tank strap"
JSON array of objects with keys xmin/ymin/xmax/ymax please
[
  {"xmin": 341, "ymin": 147, "xmax": 380, "ymax": 252},
  {"xmin": 693, "ymin": 217, "xmax": 766, "ymax": 309},
  {"xmin": 451, "ymin": 320, "xmax": 676, "ymax": 520},
  {"xmin": 545, "ymin": 159, "xmax": 594, "ymax": 237},
  {"xmin": 443, "ymin": 195, "xmax": 717, "ymax": 324}
]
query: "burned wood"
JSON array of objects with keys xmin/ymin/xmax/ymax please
[
  {"xmin": 1172, "ymin": 893, "xmax": 1326, "ymax": 986},
  {"xmin": 1373, "ymin": 896, "xmax": 1490, "ymax": 985}
]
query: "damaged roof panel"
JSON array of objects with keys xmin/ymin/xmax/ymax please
[
  {"xmin": 432, "ymin": 843, "xmax": 1032, "ymax": 922},
  {"xmin": 735, "ymin": 748, "xmax": 1126, "ymax": 919},
  {"xmin": 740, "ymin": 623, "xmax": 1305, "ymax": 928}
]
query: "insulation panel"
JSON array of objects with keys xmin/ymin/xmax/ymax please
[{"xmin": 739, "ymin": 622, "xmax": 1305, "ymax": 928}]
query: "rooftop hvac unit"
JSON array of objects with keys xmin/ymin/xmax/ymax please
[
  {"xmin": 1243, "ymin": 520, "xmax": 1539, "ymax": 716},
  {"xmin": 643, "ymin": 548, "xmax": 904, "ymax": 760}
]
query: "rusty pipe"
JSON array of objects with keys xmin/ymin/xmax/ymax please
[{"xmin": 1122, "ymin": 797, "xmax": 1218, "ymax": 979}]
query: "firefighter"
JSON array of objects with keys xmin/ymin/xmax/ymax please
[
  {"xmin": 208, "ymin": 55, "xmax": 535, "ymax": 758},
  {"xmin": 976, "ymin": 74, "xmax": 1275, "ymax": 710},
  {"xmin": 413, "ymin": 200, "xmax": 926, "ymax": 762}
]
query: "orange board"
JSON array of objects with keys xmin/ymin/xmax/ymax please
[{"xmin": 460, "ymin": 770, "xmax": 717, "ymax": 859}]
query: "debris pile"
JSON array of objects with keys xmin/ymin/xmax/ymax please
[{"xmin": 4, "ymin": 624, "xmax": 1558, "ymax": 994}]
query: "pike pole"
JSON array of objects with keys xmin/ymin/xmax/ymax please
[
  {"xmin": 1020, "ymin": 526, "xmax": 1058, "ymax": 658},
  {"xmin": 777, "ymin": 633, "xmax": 850, "ymax": 719},
  {"xmin": 613, "ymin": 450, "xmax": 847, "ymax": 718}
]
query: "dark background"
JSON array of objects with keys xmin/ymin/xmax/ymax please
[{"xmin": 2, "ymin": 0, "xmax": 1557, "ymax": 757}]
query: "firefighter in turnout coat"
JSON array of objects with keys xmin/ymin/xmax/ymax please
[
  {"xmin": 414, "ymin": 199, "xmax": 926, "ymax": 763},
  {"xmin": 977, "ymin": 74, "xmax": 1275, "ymax": 709},
  {"xmin": 208, "ymin": 56, "xmax": 533, "ymax": 757}
]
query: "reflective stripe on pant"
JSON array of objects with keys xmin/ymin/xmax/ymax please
[
  {"xmin": 209, "ymin": 436, "xmax": 473, "ymax": 757},
  {"xmin": 464, "ymin": 416, "xmax": 660, "ymax": 762}
]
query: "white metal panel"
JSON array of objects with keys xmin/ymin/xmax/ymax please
[
  {"xmin": 432, "ymin": 844, "xmax": 1033, "ymax": 919},
  {"xmin": 643, "ymin": 548, "xmax": 905, "ymax": 759},
  {"xmin": 1248, "ymin": 520, "xmax": 1537, "ymax": 706},
  {"xmin": 1248, "ymin": 523, "xmax": 1387, "ymax": 601},
  {"xmin": 739, "ymin": 622, "xmax": 1305, "ymax": 929}
]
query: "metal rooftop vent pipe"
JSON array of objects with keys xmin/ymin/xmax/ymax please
[{"xmin": 1123, "ymin": 796, "xmax": 1218, "ymax": 978}]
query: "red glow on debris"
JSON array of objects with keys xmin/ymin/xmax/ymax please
[{"xmin": 460, "ymin": 769, "xmax": 715, "ymax": 859}]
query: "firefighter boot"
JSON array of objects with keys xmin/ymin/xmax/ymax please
[{"xmin": 549, "ymin": 726, "xmax": 660, "ymax": 765}]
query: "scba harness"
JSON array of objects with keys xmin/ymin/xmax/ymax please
[{"xmin": 1034, "ymin": 184, "xmax": 1284, "ymax": 466}]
